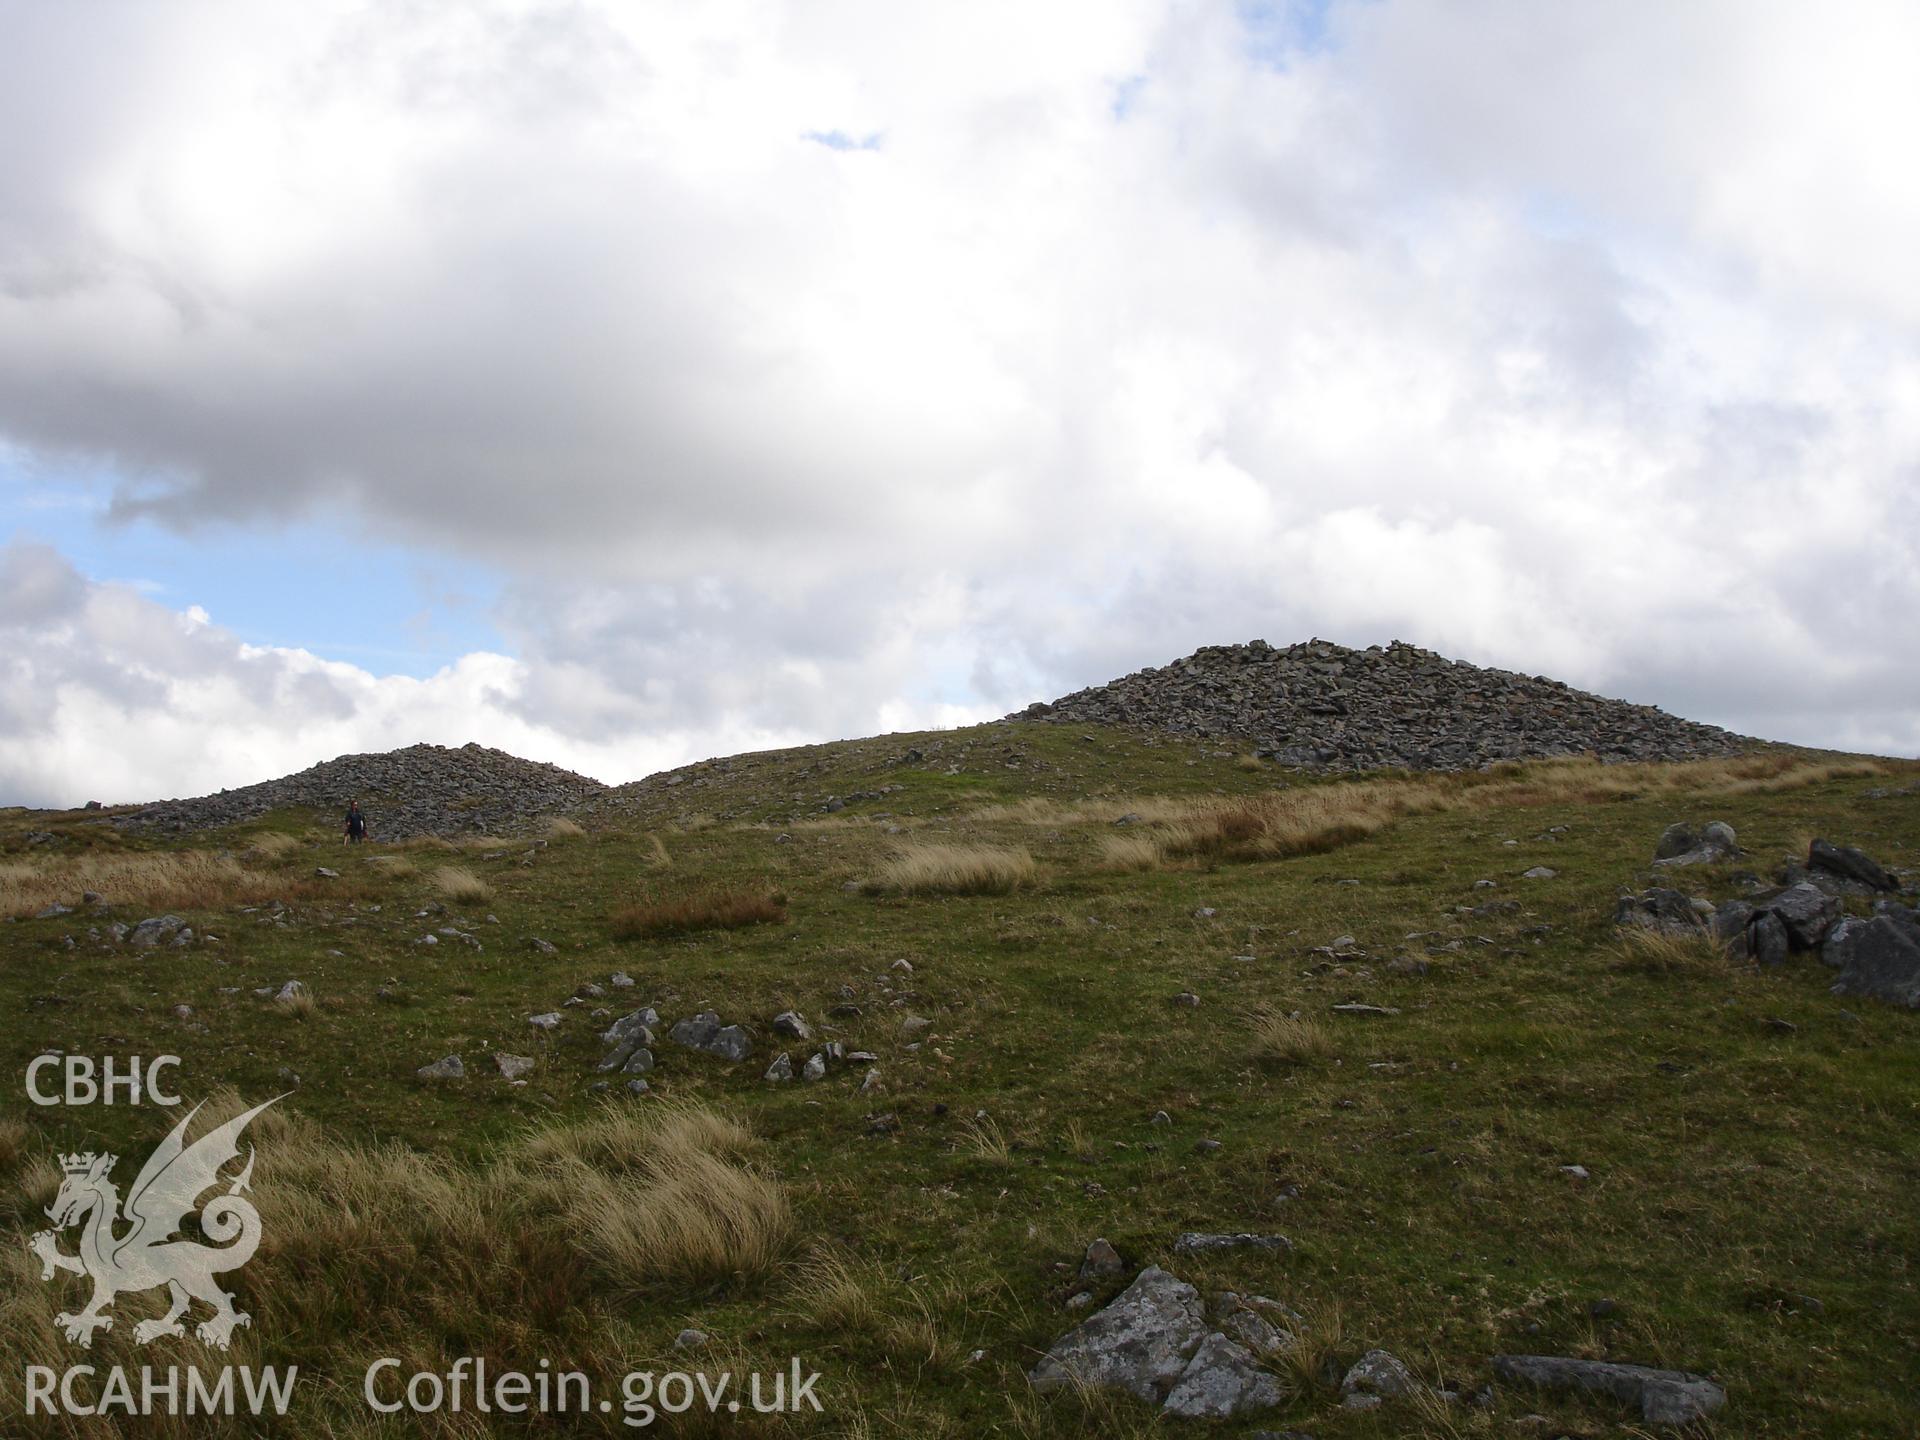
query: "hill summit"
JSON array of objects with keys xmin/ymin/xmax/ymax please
[
  {"xmin": 127, "ymin": 741, "xmax": 606, "ymax": 837},
  {"xmin": 1016, "ymin": 638, "xmax": 1751, "ymax": 770}
]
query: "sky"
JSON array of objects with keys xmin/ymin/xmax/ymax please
[{"xmin": 2, "ymin": 0, "xmax": 1917, "ymax": 808}]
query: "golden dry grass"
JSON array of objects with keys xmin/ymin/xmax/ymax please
[
  {"xmin": 869, "ymin": 843, "xmax": 1037, "ymax": 896},
  {"xmin": 546, "ymin": 816, "xmax": 587, "ymax": 838},
  {"xmin": 978, "ymin": 752, "xmax": 1894, "ymax": 873},
  {"xmin": 644, "ymin": 832, "xmax": 672, "ymax": 867},
  {"xmin": 1613, "ymin": 924, "xmax": 1739, "ymax": 976},
  {"xmin": 0, "ymin": 850, "xmax": 344, "ymax": 919},
  {"xmin": 611, "ymin": 888, "xmax": 786, "ymax": 939},
  {"xmin": 274, "ymin": 987, "xmax": 318, "ymax": 1021},
  {"xmin": 1251, "ymin": 1007, "xmax": 1334, "ymax": 1066},
  {"xmin": 430, "ymin": 864, "xmax": 493, "ymax": 904},
  {"xmin": 956, "ymin": 1112, "xmax": 1011, "ymax": 1162},
  {"xmin": 1098, "ymin": 833, "xmax": 1166, "ymax": 871},
  {"xmin": 240, "ymin": 831, "xmax": 301, "ymax": 861},
  {"xmin": 782, "ymin": 1248, "xmax": 889, "ymax": 1335}
]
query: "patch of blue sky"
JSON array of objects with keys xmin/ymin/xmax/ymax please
[
  {"xmin": 0, "ymin": 450, "xmax": 506, "ymax": 679},
  {"xmin": 1238, "ymin": 0, "xmax": 1342, "ymax": 68},
  {"xmin": 802, "ymin": 129, "xmax": 883, "ymax": 152}
]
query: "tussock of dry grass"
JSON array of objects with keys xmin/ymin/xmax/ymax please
[
  {"xmin": 783, "ymin": 1248, "xmax": 889, "ymax": 1335},
  {"xmin": 956, "ymin": 1113, "xmax": 1011, "ymax": 1162},
  {"xmin": 1251, "ymin": 1008, "xmax": 1334, "ymax": 1066},
  {"xmin": 394, "ymin": 833, "xmax": 459, "ymax": 853},
  {"xmin": 240, "ymin": 831, "xmax": 302, "ymax": 861},
  {"xmin": 644, "ymin": 832, "xmax": 672, "ymax": 867},
  {"xmin": 431, "ymin": 864, "xmax": 493, "ymax": 904},
  {"xmin": 546, "ymin": 816, "xmax": 586, "ymax": 838},
  {"xmin": 274, "ymin": 988, "xmax": 318, "ymax": 1021},
  {"xmin": 1269, "ymin": 1304, "xmax": 1343, "ymax": 1395},
  {"xmin": 365, "ymin": 853, "xmax": 418, "ymax": 878},
  {"xmin": 612, "ymin": 888, "xmax": 786, "ymax": 939},
  {"xmin": 0, "ymin": 850, "xmax": 344, "ymax": 919},
  {"xmin": 1098, "ymin": 834, "xmax": 1166, "ymax": 871},
  {"xmin": 1613, "ymin": 925, "xmax": 1738, "ymax": 976},
  {"xmin": 869, "ymin": 843, "xmax": 1037, "ymax": 896}
]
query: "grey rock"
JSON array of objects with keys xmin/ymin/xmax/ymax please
[
  {"xmin": 1757, "ymin": 882, "xmax": 1840, "ymax": 949},
  {"xmin": 527, "ymin": 1012, "xmax": 563, "ymax": 1030},
  {"xmin": 528, "ymin": 937, "xmax": 557, "ymax": 954},
  {"xmin": 1818, "ymin": 915, "xmax": 1867, "ymax": 968},
  {"xmin": 1343, "ymin": 1349, "xmax": 1418, "ymax": 1402},
  {"xmin": 1173, "ymin": 1232, "xmax": 1292, "ymax": 1255},
  {"xmin": 36, "ymin": 903, "xmax": 73, "ymax": 919},
  {"xmin": 1615, "ymin": 888, "xmax": 1707, "ymax": 936},
  {"xmin": 601, "ymin": 1008, "xmax": 660, "ymax": 1047},
  {"xmin": 620, "ymin": 1047, "xmax": 654, "ymax": 1075},
  {"xmin": 1654, "ymin": 823, "xmax": 1698, "ymax": 860},
  {"xmin": 495, "ymin": 1053, "xmax": 535, "ymax": 1080},
  {"xmin": 1079, "ymin": 1238, "xmax": 1125, "ymax": 1279},
  {"xmin": 1215, "ymin": 1298, "xmax": 1293, "ymax": 1356},
  {"xmin": 1162, "ymin": 1331, "xmax": 1286, "ymax": 1419},
  {"xmin": 1521, "ymin": 866, "xmax": 1556, "ymax": 880},
  {"xmin": 802, "ymin": 1052, "xmax": 827, "ymax": 1082},
  {"xmin": 674, "ymin": 1328, "xmax": 708, "ymax": 1350},
  {"xmin": 1491, "ymin": 1354, "xmax": 1726, "ymax": 1425},
  {"xmin": 625, "ymin": 1078, "xmax": 650, "ymax": 1096},
  {"xmin": 1711, "ymin": 900, "xmax": 1755, "ymax": 947},
  {"xmin": 274, "ymin": 980, "xmax": 308, "ymax": 1003},
  {"xmin": 1825, "ymin": 911, "xmax": 1920, "ymax": 1008},
  {"xmin": 417, "ymin": 1055, "xmax": 464, "ymax": 1081},
  {"xmin": 772, "ymin": 1010, "xmax": 813, "ymax": 1040},
  {"xmin": 129, "ymin": 914, "xmax": 185, "ymax": 948},
  {"xmin": 1653, "ymin": 820, "xmax": 1738, "ymax": 868},
  {"xmin": 314, "ymin": 866, "xmax": 339, "ymax": 879},
  {"xmin": 764, "ymin": 1052, "xmax": 794, "ymax": 1082},
  {"xmin": 670, "ymin": 1010, "xmax": 753, "ymax": 1062},
  {"xmin": 1809, "ymin": 838, "xmax": 1896, "ymax": 892},
  {"xmin": 1330, "ymin": 1002, "xmax": 1398, "ymax": 1016},
  {"xmin": 1029, "ymin": 1266, "xmax": 1210, "ymax": 1403},
  {"xmin": 610, "ymin": 971, "xmax": 635, "ymax": 988},
  {"xmin": 1750, "ymin": 912, "xmax": 1790, "ymax": 967}
]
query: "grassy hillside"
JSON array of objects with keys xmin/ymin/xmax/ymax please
[{"xmin": 1, "ymin": 723, "xmax": 1916, "ymax": 1437}]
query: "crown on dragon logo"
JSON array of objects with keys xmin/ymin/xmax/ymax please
[{"xmin": 58, "ymin": 1152, "xmax": 109, "ymax": 1175}]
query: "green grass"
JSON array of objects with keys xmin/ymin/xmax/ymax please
[{"xmin": 0, "ymin": 723, "xmax": 1915, "ymax": 1436}]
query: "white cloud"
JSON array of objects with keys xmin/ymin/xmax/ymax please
[
  {"xmin": 1, "ymin": 0, "xmax": 1916, "ymax": 800},
  {"xmin": 0, "ymin": 542, "xmax": 1000, "ymax": 807}
]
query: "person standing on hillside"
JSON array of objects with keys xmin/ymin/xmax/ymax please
[{"xmin": 344, "ymin": 799, "xmax": 370, "ymax": 844}]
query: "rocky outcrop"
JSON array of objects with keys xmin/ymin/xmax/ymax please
[
  {"xmin": 1014, "ymin": 639, "xmax": 1752, "ymax": 771},
  {"xmin": 1823, "ymin": 906, "xmax": 1920, "ymax": 1009},
  {"xmin": 120, "ymin": 742, "xmax": 606, "ymax": 839},
  {"xmin": 1491, "ymin": 1354, "xmax": 1726, "ymax": 1426},
  {"xmin": 1028, "ymin": 1268, "xmax": 1285, "ymax": 1420}
]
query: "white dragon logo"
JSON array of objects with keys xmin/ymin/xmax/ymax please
[{"xmin": 28, "ymin": 1095, "xmax": 280, "ymax": 1349}]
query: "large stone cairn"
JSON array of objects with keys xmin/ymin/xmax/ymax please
[
  {"xmin": 120, "ymin": 742, "xmax": 606, "ymax": 839},
  {"xmin": 1016, "ymin": 638, "xmax": 1754, "ymax": 771}
]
